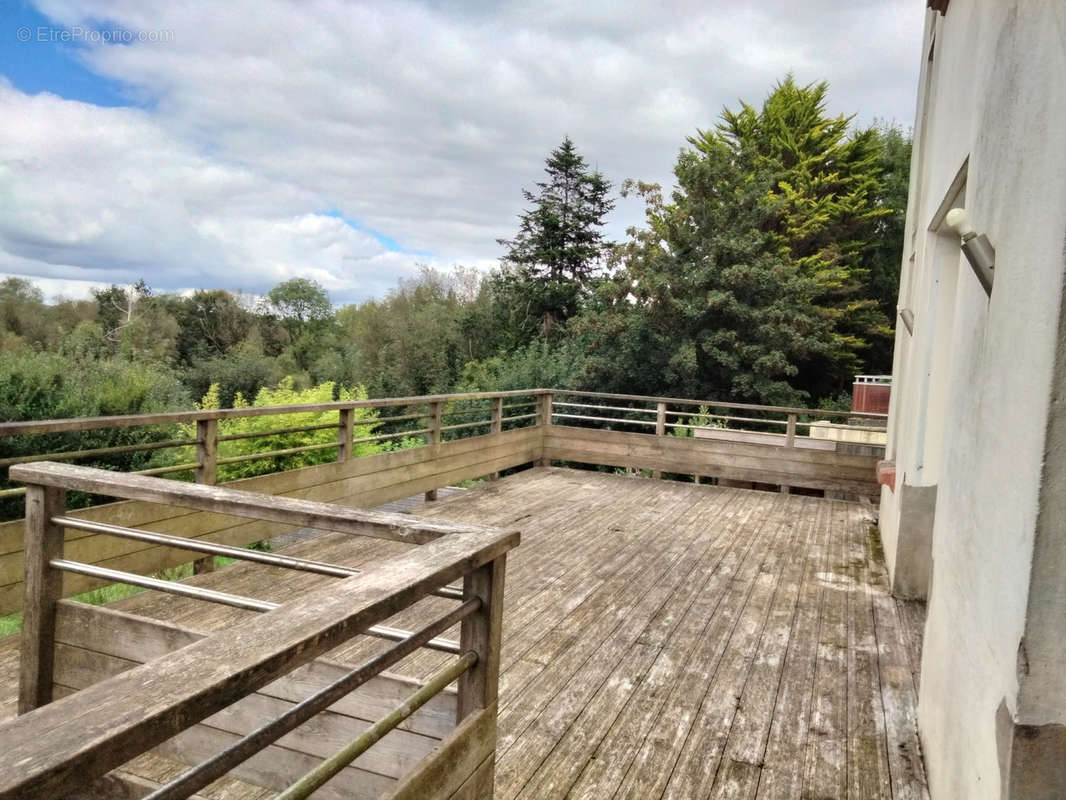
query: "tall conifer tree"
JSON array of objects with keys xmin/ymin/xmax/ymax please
[{"xmin": 498, "ymin": 137, "xmax": 614, "ymax": 334}]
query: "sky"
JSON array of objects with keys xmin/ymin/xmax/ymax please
[{"xmin": 0, "ymin": 0, "xmax": 926, "ymax": 306}]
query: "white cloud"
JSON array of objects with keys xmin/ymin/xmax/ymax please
[{"xmin": 3, "ymin": 0, "xmax": 925, "ymax": 304}]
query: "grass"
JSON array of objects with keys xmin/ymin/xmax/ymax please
[{"xmin": 0, "ymin": 548, "xmax": 257, "ymax": 639}]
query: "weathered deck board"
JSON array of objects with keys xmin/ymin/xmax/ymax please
[{"xmin": 0, "ymin": 467, "xmax": 928, "ymax": 799}]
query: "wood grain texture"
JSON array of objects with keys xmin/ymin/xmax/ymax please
[
  {"xmin": 458, "ymin": 555, "xmax": 506, "ymax": 721},
  {"xmin": 544, "ymin": 425, "xmax": 880, "ymax": 495},
  {"xmin": 0, "ymin": 521, "xmax": 517, "ymax": 800},
  {"xmin": 52, "ymin": 601, "xmax": 458, "ymax": 739},
  {"xmin": 8, "ymin": 462, "xmax": 489, "ymax": 544},
  {"xmin": 0, "ymin": 427, "xmax": 537, "ymax": 614},
  {"xmin": 17, "ymin": 484, "xmax": 66, "ymax": 713},
  {"xmin": 63, "ymin": 771, "xmax": 214, "ymax": 800},
  {"xmin": 0, "ymin": 467, "xmax": 926, "ymax": 800},
  {"xmin": 388, "ymin": 704, "xmax": 496, "ymax": 800}
]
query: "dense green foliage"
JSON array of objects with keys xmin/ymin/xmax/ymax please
[
  {"xmin": 193, "ymin": 379, "xmax": 382, "ymax": 481},
  {"xmin": 0, "ymin": 77, "xmax": 910, "ymax": 494},
  {"xmin": 575, "ymin": 77, "xmax": 899, "ymax": 406},
  {"xmin": 0, "ymin": 350, "xmax": 191, "ymax": 517},
  {"xmin": 497, "ymin": 137, "xmax": 614, "ymax": 337}
]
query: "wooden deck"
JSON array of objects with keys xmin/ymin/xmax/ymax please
[{"xmin": 0, "ymin": 467, "xmax": 927, "ymax": 799}]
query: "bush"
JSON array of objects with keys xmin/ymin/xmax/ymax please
[
  {"xmin": 0, "ymin": 352, "xmax": 191, "ymax": 519},
  {"xmin": 183, "ymin": 352, "xmax": 286, "ymax": 409},
  {"xmin": 192, "ymin": 378, "xmax": 384, "ymax": 481}
]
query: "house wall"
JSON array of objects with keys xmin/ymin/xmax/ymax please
[{"xmin": 879, "ymin": 2, "xmax": 1066, "ymax": 797}]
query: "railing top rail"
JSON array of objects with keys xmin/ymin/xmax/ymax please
[
  {"xmin": 0, "ymin": 386, "xmax": 888, "ymax": 441},
  {"xmin": 550, "ymin": 389, "xmax": 889, "ymax": 421},
  {"xmin": 0, "ymin": 516, "xmax": 518, "ymax": 800},
  {"xmin": 9, "ymin": 463, "xmax": 499, "ymax": 545},
  {"xmin": 0, "ymin": 389, "xmax": 553, "ymax": 437}
]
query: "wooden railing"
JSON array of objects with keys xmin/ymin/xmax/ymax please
[
  {"xmin": 543, "ymin": 389, "xmax": 886, "ymax": 495},
  {"xmin": 0, "ymin": 463, "xmax": 517, "ymax": 800},
  {"xmin": 0, "ymin": 388, "xmax": 886, "ymax": 797},
  {"xmin": 0, "ymin": 389, "xmax": 544, "ymax": 502},
  {"xmin": 0, "ymin": 390, "xmax": 543, "ymax": 614},
  {"xmin": 0, "ymin": 388, "xmax": 885, "ymax": 617}
]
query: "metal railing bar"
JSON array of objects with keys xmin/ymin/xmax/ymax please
[
  {"xmin": 134, "ymin": 462, "xmax": 200, "ymax": 477},
  {"xmin": 551, "ymin": 413, "xmax": 658, "ymax": 427},
  {"xmin": 351, "ymin": 427, "xmax": 432, "ymax": 445},
  {"xmin": 0, "ymin": 390, "xmax": 549, "ymax": 437},
  {"xmin": 0, "ymin": 438, "xmax": 200, "ymax": 469},
  {"xmin": 552, "ymin": 389, "xmax": 888, "ymax": 420},
  {"xmin": 0, "ymin": 486, "xmax": 27, "ymax": 499},
  {"xmin": 215, "ymin": 442, "xmax": 338, "ymax": 466},
  {"xmin": 53, "ymin": 558, "xmax": 462, "ymax": 648},
  {"xmin": 50, "ymin": 560, "xmax": 275, "ymax": 612},
  {"xmin": 664, "ymin": 412, "xmax": 789, "ymax": 426},
  {"xmin": 552, "ymin": 401, "xmax": 657, "ymax": 415},
  {"xmin": 216, "ymin": 423, "xmax": 340, "ymax": 442},
  {"xmin": 372, "ymin": 412, "xmax": 429, "ymax": 425},
  {"xmin": 441, "ymin": 406, "xmax": 492, "ymax": 418},
  {"xmin": 439, "ymin": 419, "xmax": 492, "ymax": 433},
  {"xmin": 140, "ymin": 598, "xmax": 481, "ymax": 800},
  {"xmin": 501, "ymin": 401, "xmax": 537, "ymax": 410},
  {"xmin": 51, "ymin": 560, "xmax": 462, "ymax": 648},
  {"xmin": 274, "ymin": 651, "xmax": 478, "ymax": 800},
  {"xmin": 50, "ymin": 516, "xmax": 466, "ymax": 600},
  {"xmin": 667, "ymin": 422, "xmax": 730, "ymax": 431},
  {"xmin": 501, "ymin": 413, "xmax": 538, "ymax": 423},
  {"xmin": 800, "ymin": 422, "xmax": 889, "ymax": 433},
  {"xmin": 369, "ymin": 624, "xmax": 462, "ymax": 654}
]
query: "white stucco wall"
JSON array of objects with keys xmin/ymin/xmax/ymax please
[{"xmin": 880, "ymin": 2, "xmax": 1066, "ymax": 798}]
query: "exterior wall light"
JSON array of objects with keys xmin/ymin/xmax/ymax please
[{"xmin": 946, "ymin": 208, "xmax": 995, "ymax": 296}]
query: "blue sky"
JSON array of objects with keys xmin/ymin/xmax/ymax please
[
  {"xmin": 0, "ymin": 0, "xmax": 924, "ymax": 305},
  {"xmin": 0, "ymin": 1, "xmax": 138, "ymax": 107}
]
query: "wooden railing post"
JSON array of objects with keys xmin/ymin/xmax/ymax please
[
  {"xmin": 780, "ymin": 413, "xmax": 797, "ymax": 494},
  {"xmin": 458, "ymin": 554, "xmax": 505, "ymax": 722},
  {"xmin": 653, "ymin": 402, "xmax": 666, "ymax": 479},
  {"xmin": 194, "ymin": 418, "xmax": 218, "ymax": 574},
  {"xmin": 536, "ymin": 392, "xmax": 553, "ymax": 467},
  {"xmin": 337, "ymin": 407, "xmax": 355, "ymax": 463},
  {"xmin": 424, "ymin": 401, "xmax": 443, "ymax": 502},
  {"xmin": 489, "ymin": 396, "xmax": 503, "ymax": 481},
  {"xmin": 18, "ymin": 484, "xmax": 66, "ymax": 714}
]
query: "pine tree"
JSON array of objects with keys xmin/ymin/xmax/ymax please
[
  {"xmin": 576, "ymin": 77, "xmax": 894, "ymax": 405},
  {"xmin": 498, "ymin": 137, "xmax": 614, "ymax": 335}
]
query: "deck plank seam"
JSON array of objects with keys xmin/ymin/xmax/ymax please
[
  {"xmin": 603, "ymin": 488, "xmax": 775, "ymax": 798},
  {"xmin": 509, "ymin": 488, "xmax": 762, "ymax": 799},
  {"xmin": 646, "ymin": 490, "xmax": 797, "ymax": 799},
  {"xmin": 662, "ymin": 492, "xmax": 810, "ymax": 800}
]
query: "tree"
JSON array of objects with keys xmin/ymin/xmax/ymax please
[
  {"xmin": 498, "ymin": 137, "xmax": 614, "ymax": 335},
  {"xmin": 0, "ymin": 277, "xmax": 48, "ymax": 348},
  {"xmin": 335, "ymin": 266, "xmax": 473, "ymax": 397},
  {"xmin": 93, "ymin": 279, "xmax": 152, "ymax": 345},
  {"xmin": 163, "ymin": 289, "xmax": 256, "ymax": 365},
  {"xmin": 266, "ymin": 278, "xmax": 333, "ymax": 332},
  {"xmin": 863, "ymin": 122, "xmax": 912, "ymax": 372},
  {"xmin": 576, "ymin": 77, "xmax": 895, "ymax": 406},
  {"xmin": 265, "ymin": 278, "xmax": 335, "ymax": 370}
]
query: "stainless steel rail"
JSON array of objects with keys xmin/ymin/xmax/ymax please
[
  {"xmin": 49, "ymin": 559, "xmax": 462, "ymax": 653},
  {"xmin": 141, "ymin": 599, "xmax": 481, "ymax": 800},
  {"xmin": 52, "ymin": 516, "xmax": 465, "ymax": 600},
  {"xmin": 275, "ymin": 652, "xmax": 479, "ymax": 800}
]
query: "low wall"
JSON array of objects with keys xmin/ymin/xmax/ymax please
[{"xmin": 543, "ymin": 425, "xmax": 880, "ymax": 496}]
